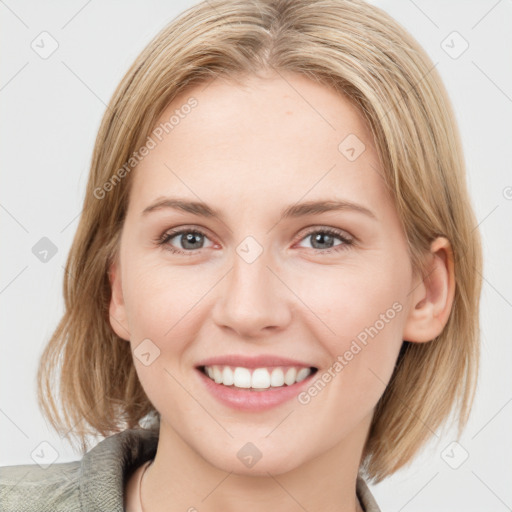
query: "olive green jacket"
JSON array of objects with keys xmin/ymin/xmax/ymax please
[{"xmin": 0, "ymin": 428, "xmax": 381, "ymax": 511}]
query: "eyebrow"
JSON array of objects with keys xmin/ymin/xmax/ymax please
[{"xmin": 141, "ymin": 197, "xmax": 377, "ymax": 220}]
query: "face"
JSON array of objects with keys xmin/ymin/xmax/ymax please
[{"xmin": 109, "ymin": 71, "xmax": 420, "ymax": 476}]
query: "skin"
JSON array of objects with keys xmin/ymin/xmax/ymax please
[{"xmin": 109, "ymin": 71, "xmax": 455, "ymax": 512}]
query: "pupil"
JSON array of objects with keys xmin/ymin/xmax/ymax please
[
  {"xmin": 183, "ymin": 232, "xmax": 202, "ymax": 249},
  {"xmin": 313, "ymin": 233, "xmax": 333, "ymax": 249}
]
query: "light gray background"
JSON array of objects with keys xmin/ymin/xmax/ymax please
[{"xmin": 1, "ymin": 1, "xmax": 511, "ymax": 510}]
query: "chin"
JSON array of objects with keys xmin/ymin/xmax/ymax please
[{"xmin": 204, "ymin": 445, "xmax": 305, "ymax": 477}]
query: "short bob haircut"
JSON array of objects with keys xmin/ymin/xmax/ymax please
[{"xmin": 37, "ymin": 0, "xmax": 482, "ymax": 483}]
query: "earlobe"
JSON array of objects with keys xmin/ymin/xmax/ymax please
[
  {"xmin": 403, "ymin": 237, "xmax": 455, "ymax": 343},
  {"xmin": 108, "ymin": 258, "xmax": 131, "ymax": 341}
]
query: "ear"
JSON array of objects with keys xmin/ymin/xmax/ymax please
[
  {"xmin": 402, "ymin": 236, "xmax": 455, "ymax": 343},
  {"xmin": 108, "ymin": 256, "xmax": 131, "ymax": 341}
]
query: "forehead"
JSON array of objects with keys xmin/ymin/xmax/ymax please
[{"xmin": 129, "ymin": 72, "xmax": 391, "ymax": 217}]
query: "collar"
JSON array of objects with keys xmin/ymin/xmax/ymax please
[
  {"xmin": 78, "ymin": 428, "xmax": 380, "ymax": 511},
  {"xmin": 79, "ymin": 428, "xmax": 158, "ymax": 510}
]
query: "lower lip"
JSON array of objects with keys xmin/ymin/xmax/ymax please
[{"xmin": 195, "ymin": 368, "xmax": 317, "ymax": 412}]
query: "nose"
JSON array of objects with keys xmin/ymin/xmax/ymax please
[{"xmin": 211, "ymin": 248, "xmax": 292, "ymax": 338}]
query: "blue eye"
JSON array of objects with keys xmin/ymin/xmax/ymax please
[
  {"xmin": 297, "ymin": 228, "xmax": 354, "ymax": 252},
  {"xmin": 155, "ymin": 227, "xmax": 354, "ymax": 255},
  {"xmin": 156, "ymin": 229, "xmax": 214, "ymax": 255}
]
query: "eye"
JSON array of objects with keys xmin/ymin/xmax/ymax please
[
  {"xmin": 155, "ymin": 228, "xmax": 214, "ymax": 255},
  {"xmin": 295, "ymin": 227, "xmax": 354, "ymax": 253},
  {"xmin": 155, "ymin": 226, "xmax": 355, "ymax": 256}
]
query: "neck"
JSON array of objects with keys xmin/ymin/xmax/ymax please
[{"xmin": 142, "ymin": 415, "xmax": 372, "ymax": 512}]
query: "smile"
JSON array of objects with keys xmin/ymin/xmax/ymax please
[
  {"xmin": 196, "ymin": 363, "xmax": 319, "ymax": 412},
  {"xmin": 200, "ymin": 365, "xmax": 316, "ymax": 390}
]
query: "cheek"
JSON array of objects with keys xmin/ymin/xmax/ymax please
[
  {"xmin": 121, "ymin": 263, "xmax": 207, "ymax": 409},
  {"xmin": 297, "ymin": 268, "xmax": 406, "ymax": 431},
  {"xmin": 123, "ymin": 259, "xmax": 210, "ymax": 341},
  {"xmin": 305, "ymin": 261, "xmax": 406, "ymax": 334},
  {"xmin": 298, "ymin": 258, "xmax": 408, "ymax": 382}
]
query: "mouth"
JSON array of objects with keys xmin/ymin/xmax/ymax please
[{"xmin": 197, "ymin": 364, "xmax": 318, "ymax": 392}]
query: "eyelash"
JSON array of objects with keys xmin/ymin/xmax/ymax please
[{"xmin": 154, "ymin": 226, "xmax": 355, "ymax": 256}]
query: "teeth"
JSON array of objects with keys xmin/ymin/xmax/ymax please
[
  {"xmin": 222, "ymin": 366, "xmax": 234, "ymax": 386},
  {"xmin": 233, "ymin": 367, "xmax": 251, "ymax": 388},
  {"xmin": 296, "ymin": 368, "xmax": 310, "ymax": 382},
  {"xmin": 203, "ymin": 365, "xmax": 313, "ymax": 389},
  {"xmin": 284, "ymin": 367, "xmax": 297, "ymax": 385},
  {"xmin": 213, "ymin": 366, "xmax": 223, "ymax": 384},
  {"xmin": 270, "ymin": 368, "xmax": 285, "ymax": 387},
  {"xmin": 251, "ymin": 368, "xmax": 270, "ymax": 389}
]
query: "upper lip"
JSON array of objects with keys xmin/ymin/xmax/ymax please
[{"xmin": 196, "ymin": 354, "xmax": 317, "ymax": 369}]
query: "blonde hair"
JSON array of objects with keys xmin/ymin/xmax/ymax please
[{"xmin": 37, "ymin": 0, "xmax": 482, "ymax": 483}]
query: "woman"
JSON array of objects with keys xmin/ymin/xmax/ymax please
[{"xmin": 0, "ymin": 0, "xmax": 482, "ymax": 510}]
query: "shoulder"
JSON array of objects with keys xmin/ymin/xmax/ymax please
[
  {"xmin": 0, "ymin": 461, "xmax": 81, "ymax": 512},
  {"xmin": 0, "ymin": 427, "xmax": 159, "ymax": 512}
]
